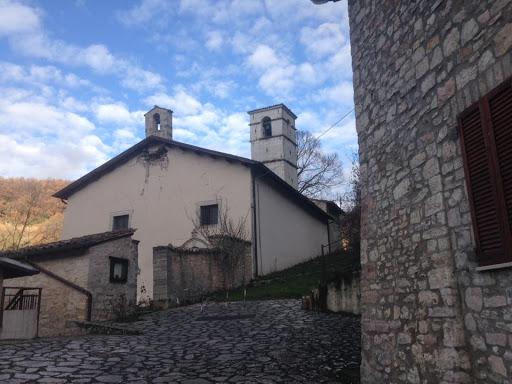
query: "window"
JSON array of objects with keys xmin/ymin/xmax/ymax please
[
  {"xmin": 112, "ymin": 214, "xmax": 129, "ymax": 231},
  {"xmin": 262, "ymin": 116, "xmax": 272, "ymax": 137},
  {"xmin": 458, "ymin": 77, "xmax": 512, "ymax": 268},
  {"xmin": 200, "ymin": 204, "xmax": 218, "ymax": 226},
  {"xmin": 109, "ymin": 257, "xmax": 129, "ymax": 283}
]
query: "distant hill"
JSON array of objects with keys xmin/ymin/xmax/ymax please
[{"xmin": 0, "ymin": 177, "xmax": 71, "ymax": 251}]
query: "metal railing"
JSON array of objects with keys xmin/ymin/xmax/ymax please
[{"xmin": 3, "ymin": 287, "xmax": 42, "ymax": 311}]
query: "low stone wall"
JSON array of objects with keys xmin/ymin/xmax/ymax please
[
  {"xmin": 326, "ymin": 271, "xmax": 361, "ymax": 315},
  {"xmin": 302, "ymin": 271, "xmax": 361, "ymax": 315},
  {"xmin": 153, "ymin": 241, "xmax": 252, "ymax": 308}
]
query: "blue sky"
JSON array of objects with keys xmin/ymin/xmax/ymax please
[{"xmin": 0, "ymin": 0, "xmax": 356, "ymax": 181}]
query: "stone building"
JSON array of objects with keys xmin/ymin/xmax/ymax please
[
  {"xmin": 0, "ymin": 230, "xmax": 138, "ymax": 338},
  {"xmin": 345, "ymin": 0, "xmax": 512, "ymax": 382},
  {"xmin": 54, "ymin": 104, "xmax": 332, "ymax": 304}
]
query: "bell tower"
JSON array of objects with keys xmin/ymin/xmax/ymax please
[
  {"xmin": 145, "ymin": 106, "xmax": 173, "ymax": 140},
  {"xmin": 248, "ymin": 104, "xmax": 298, "ymax": 189}
]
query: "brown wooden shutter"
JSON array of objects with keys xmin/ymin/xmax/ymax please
[
  {"xmin": 458, "ymin": 77, "xmax": 512, "ymax": 266},
  {"xmin": 459, "ymin": 105, "xmax": 505, "ymax": 265},
  {"xmin": 487, "ymin": 80, "xmax": 512, "ymax": 264}
]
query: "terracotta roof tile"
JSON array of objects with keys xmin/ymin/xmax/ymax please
[{"xmin": 0, "ymin": 229, "xmax": 136, "ymax": 259}]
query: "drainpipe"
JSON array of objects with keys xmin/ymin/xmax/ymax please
[
  {"xmin": 26, "ymin": 261, "xmax": 93, "ymax": 322},
  {"xmin": 326, "ymin": 219, "xmax": 332, "ymax": 254},
  {"xmin": 251, "ymin": 170, "xmax": 259, "ymax": 278}
]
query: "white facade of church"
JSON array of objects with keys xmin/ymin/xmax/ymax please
[{"xmin": 56, "ymin": 104, "xmax": 330, "ymax": 304}]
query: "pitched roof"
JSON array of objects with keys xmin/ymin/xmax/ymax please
[
  {"xmin": 144, "ymin": 105, "xmax": 174, "ymax": 115},
  {"xmin": 247, "ymin": 103, "xmax": 297, "ymax": 119},
  {"xmin": 0, "ymin": 229, "xmax": 136, "ymax": 260},
  {"xmin": 53, "ymin": 136, "xmax": 330, "ymax": 222},
  {"xmin": 0, "ymin": 257, "xmax": 39, "ymax": 279}
]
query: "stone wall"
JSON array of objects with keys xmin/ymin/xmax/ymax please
[
  {"xmin": 153, "ymin": 242, "xmax": 252, "ymax": 308},
  {"xmin": 348, "ymin": 0, "xmax": 512, "ymax": 382},
  {"xmin": 326, "ymin": 272, "xmax": 361, "ymax": 315},
  {"xmin": 87, "ymin": 237, "xmax": 138, "ymax": 322},
  {"xmin": 6, "ymin": 252, "xmax": 89, "ymax": 337}
]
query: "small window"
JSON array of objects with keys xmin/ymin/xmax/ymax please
[
  {"xmin": 112, "ymin": 214, "xmax": 129, "ymax": 231},
  {"xmin": 200, "ymin": 204, "xmax": 218, "ymax": 226},
  {"xmin": 262, "ymin": 117, "xmax": 272, "ymax": 137},
  {"xmin": 109, "ymin": 257, "xmax": 128, "ymax": 283}
]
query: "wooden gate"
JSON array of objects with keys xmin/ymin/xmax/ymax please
[{"xmin": 1, "ymin": 287, "xmax": 41, "ymax": 339}]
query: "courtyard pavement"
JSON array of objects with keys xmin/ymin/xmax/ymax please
[{"xmin": 0, "ymin": 300, "xmax": 361, "ymax": 383}]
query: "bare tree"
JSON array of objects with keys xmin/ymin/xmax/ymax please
[
  {"xmin": 297, "ymin": 130, "xmax": 344, "ymax": 199},
  {"xmin": 191, "ymin": 204, "xmax": 250, "ymax": 288},
  {"xmin": 339, "ymin": 158, "xmax": 361, "ymax": 254}
]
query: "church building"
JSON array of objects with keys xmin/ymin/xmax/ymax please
[{"xmin": 54, "ymin": 104, "xmax": 332, "ymax": 304}]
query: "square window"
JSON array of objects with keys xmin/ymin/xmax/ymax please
[
  {"xmin": 109, "ymin": 257, "xmax": 128, "ymax": 283},
  {"xmin": 112, "ymin": 214, "xmax": 129, "ymax": 231},
  {"xmin": 200, "ymin": 204, "xmax": 218, "ymax": 226}
]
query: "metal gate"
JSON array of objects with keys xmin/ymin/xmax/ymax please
[{"xmin": 1, "ymin": 287, "xmax": 41, "ymax": 339}]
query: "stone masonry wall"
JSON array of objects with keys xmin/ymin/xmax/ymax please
[
  {"xmin": 348, "ymin": 0, "xmax": 512, "ymax": 382},
  {"xmin": 87, "ymin": 237, "xmax": 138, "ymax": 322},
  {"xmin": 153, "ymin": 243, "xmax": 252, "ymax": 308},
  {"xmin": 6, "ymin": 253, "xmax": 89, "ymax": 337},
  {"xmin": 326, "ymin": 272, "xmax": 361, "ymax": 315}
]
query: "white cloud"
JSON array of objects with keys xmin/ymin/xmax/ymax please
[
  {"xmin": 300, "ymin": 23, "xmax": 346, "ymax": 59},
  {"xmin": 0, "ymin": 90, "xmax": 112, "ymax": 179},
  {"xmin": 95, "ymin": 103, "xmax": 144, "ymax": 126},
  {"xmin": 323, "ymin": 43, "xmax": 353, "ymax": 80},
  {"xmin": 0, "ymin": 62, "xmax": 94, "ymax": 90},
  {"xmin": 315, "ymin": 81, "xmax": 354, "ymax": 106},
  {"xmin": 0, "ymin": 1, "xmax": 41, "ymax": 36},
  {"xmin": 264, "ymin": 0, "xmax": 348, "ymax": 25},
  {"xmin": 179, "ymin": 111, "xmax": 250, "ymax": 158},
  {"xmin": 247, "ymin": 45, "xmax": 280, "ymax": 71},
  {"xmin": 145, "ymin": 88, "xmax": 202, "ymax": 116},
  {"xmin": 80, "ymin": 44, "xmax": 116, "ymax": 73},
  {"xmin": 205, "ymin": 30, "xmax": 223, "ymax": 51},
  {"xmin": 111, "ymin": 129, "xmax": 141, "ymax": 153},
  {"xmin": 247, "ymin": 45, "xmax": 322, "ymax": 99},
  {"xmin": 116, "ymin": 0, "xmax": 173, "ymax": 28},
  {"xmin": 0, "ymin": 2, "xmax": 164, "ymax": 93}
]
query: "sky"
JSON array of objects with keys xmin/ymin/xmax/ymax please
[{"xmin": 0, "ymin": 0, "xmax": 356, "ymax": 183}]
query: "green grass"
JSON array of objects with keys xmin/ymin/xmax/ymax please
[{"xmin": 209, "ymin": 249, "xmax": 359, "ymax": 302}]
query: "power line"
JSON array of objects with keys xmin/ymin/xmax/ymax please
[
  {"xmin": 254, "ymin": 107, "xmax": 355, "ymax": 182},
  {"xmin": 315, "ymin": 107, "xmax": 355, "ymax": 140}
]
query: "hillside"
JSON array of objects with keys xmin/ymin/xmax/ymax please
[{"xmin": 0, "ymin": 177, "xmax": 71, "ymax": 251}]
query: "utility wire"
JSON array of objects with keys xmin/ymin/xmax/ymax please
[
  {"xmin": 254, "ymin": 107, "xmax": 355, "ymax": 182},
  {"xmin": 314, "ymin": 107, "xmax": 355, "ymax": 140}
]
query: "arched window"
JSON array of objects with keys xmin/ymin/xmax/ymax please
[
  {"xmin": 154, "ymin": 113, "xmax": 161, "ymax": 131},
  {"xmin": 262, "ymin": 117, "xmax": 272, "ymax": 137}
]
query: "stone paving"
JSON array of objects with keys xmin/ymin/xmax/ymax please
[{"xmin": 0, "ymin": 300, "xmax": 361, "ymax": 383}]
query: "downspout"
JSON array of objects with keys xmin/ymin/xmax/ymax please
[
  {"xmin": 26, "ymin": 260, "xmax": 93, "ymax": 322},
  {"xmin": 251, "ymin": 171, "xmax": 259, "ymax": 277},
  {"xmin": 327, "ymin": 219, "xmax": 332, "ymax": 254}
]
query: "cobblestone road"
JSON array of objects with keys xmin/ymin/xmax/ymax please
[{"xmin": 0, "ymin": 300, "xmax": 361, "ymax": 383}]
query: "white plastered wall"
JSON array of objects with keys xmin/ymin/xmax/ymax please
[
  {"xmin": 254, "ymin": 177, "xmax": 328, "ymax": 275},
  {"xmin": 61, "ymin": 144, "xmax": 253, "ymax": 303}
]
